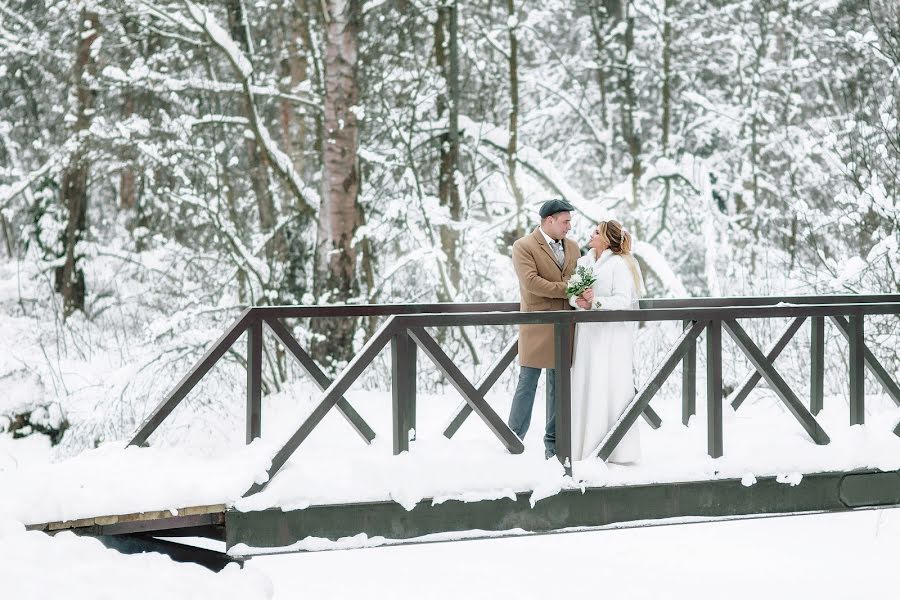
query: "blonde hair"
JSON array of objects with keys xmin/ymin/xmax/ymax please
[{"xmin": 596, "ymin": 220, "xmax": 644, "ymax": 297}]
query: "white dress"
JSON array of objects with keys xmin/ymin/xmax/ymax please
[{"xmin": 568, "ymin": 249, "xmax": 642, "ymax": 462}]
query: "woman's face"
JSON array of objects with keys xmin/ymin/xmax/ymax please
[{"xmin": 590, "ymin": 224, "xmax": 609, "ymax": 253}]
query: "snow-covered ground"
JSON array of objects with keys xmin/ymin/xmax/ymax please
[
  {"xmin": 3, "ymin": 493, "xmax": 898, "ymax": 599},
  {"xmin": 2, "ymin": 381, "xmax": 899, "ymax": 526},
  {"xmin": 250, "ymin": 506, "xmax": 900, "ymax": 599},
  {"xmin": 0, "ymin": 518, "xmax": 273, "ymax": 599}
]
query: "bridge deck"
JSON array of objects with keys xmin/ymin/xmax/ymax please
[
  {"xmin": 7, "ymin": 387, "xmax": 900, "ymax": 554},
  {"xmin": 26, "ymin": 504, "xmax": 226, "ymax": 538}
]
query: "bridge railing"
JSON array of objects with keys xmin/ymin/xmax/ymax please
[{"xmin": 128, "ymin": 295, "xmax": 900, "ymax": 495}]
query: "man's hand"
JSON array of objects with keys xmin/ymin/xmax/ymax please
[
  {"xmin": 575, "ymin": 298, "xmax": 590, "ymax": 309},
  {"xmin": 583, "ymin": 288, "xmax": 595, "ymax": 303}
]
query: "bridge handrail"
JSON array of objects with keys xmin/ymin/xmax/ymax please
[{"xmin": 128, "ymin": 295, "xmax": 900, "ymax": 495}]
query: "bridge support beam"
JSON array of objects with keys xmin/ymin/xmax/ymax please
[
  {"xmin": 92, "ymin": 534, "xmax": 240, "ymax": 572},
  {"xmin": 225, "ymin": 469, "xmax": 900, "ymax": 553}
]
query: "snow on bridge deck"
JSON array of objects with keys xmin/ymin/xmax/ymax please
[{"xmin": 3, "ymin": 387, "xmax": 900, "ymax": 531}]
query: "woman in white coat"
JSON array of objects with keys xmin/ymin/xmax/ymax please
[{"xmin": 568, "ymin": 220, "xmax": 645, "ymax": 462}]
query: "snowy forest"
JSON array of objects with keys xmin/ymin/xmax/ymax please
[{"xmin": 1, "ymin": 0, "xmax": 898, "ymax": 455}]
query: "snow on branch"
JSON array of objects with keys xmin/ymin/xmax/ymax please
[
  {"xmin": 526, "ymin": 77, "xmax": 611, "ymax": 149},
  {"xmin": 632, "ymin": 240, "xmax": 688, "ymax": 297},
  {"xmin": 416, "ymin": 116, "xmax": 615, "ymax": 222},
  {"xmin": 181, "ymin": 0, "xmax": 320, "ymax": 217},
  {"xmin": 414, "ymin": 116, "xmax": 689, "ymax": 297},
  {"xmin": 101, "ymin": 65, "xmax": 320, "ymax": 111},
  {"xmin": 0, "ymin": 143, "xmax": 74, "ymax": 209}
]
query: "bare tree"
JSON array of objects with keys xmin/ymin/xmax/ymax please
[
  {"xmin": 225, "ymin": 0, "xmax": 284, "ymax": 260},
  {"xmin": 57, "ymin": 8, "xmax": 100, "ymax": 318},
  {"xmin": 505, "ymin": 0, "xmax": 526, "ymax": 239},
  {"xmin": 435, "ymin": 0, "xmax": 462, "ymax": 293}
]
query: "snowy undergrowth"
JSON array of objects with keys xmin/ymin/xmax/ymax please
[{"xmin": 0, "ymin": 242, "xmax": 250, "ymax": 456}]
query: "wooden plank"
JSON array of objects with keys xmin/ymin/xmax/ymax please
[
  {"xmin": 33, "ymin": 504, "xmax": 227, "ymax": 532},
  {"xmin": 47, "ymin": 517, "xmax": 95, "ymax": 531}
]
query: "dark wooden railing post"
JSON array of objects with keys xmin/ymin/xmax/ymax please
[
  {"xmin": 849, "ymin": 313, "xmax": 865, "ymax": 425},
  {"xmin": 246, "ymin": 317, "xmax": 263, "ymax": 443},
  {"xmin": 707, "ymin": 319, "xmax": 723, "ymax": 458},
  {"xmin": 407, "ymin": 341, "xmax": 418, "ymax": 441},
  {"xmin": 682, "ymin": 319, "xmax": 697, "ymax": 425},
  {"xmin": 810, "ymin": 316, "xmax": 824, "ymax": 415},
  {"xmin": 555, "ymin": 320, "xmax": 573, "ymax": 476},
  {"xmin": 391, "ymin": 327, "xmax": 415, "ymax": 454}
]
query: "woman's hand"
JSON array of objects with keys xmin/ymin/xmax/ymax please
[
  {"xmin": 575, "ymin": 297, "xmax": 590, "ymax": 309},
  {"xmin": 582, "ymin": 288, "xmax": 595, "ymax": 303}
]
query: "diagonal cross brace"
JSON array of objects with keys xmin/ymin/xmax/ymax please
[
  {"xmin": 829, "ymin": 315, "xmax": 900, "ymax": 407},
  {"xmin": 130, "ymin": 310, "xmax": 255, "ymax": 447},
  {"xmin": 596, "ymin": 320, "xmax": 708, "ymax": 461},
  {"xmin": 729, "ymin": 317, "xmax": 807, "ymax": 411},
  {"xmin": 723, "ymin": 319, "xmax": 829, "ymax": 445},
  {"xmin": 443, "ymin": 337, "xmax": 519, "ymax": 439},
  {"xmin": 407, "ymin": 327, "xmax": 525, "ymax": 454},
  {"xmin": 442, "ymin": 338, "xmax": 663, "ymax": 438},
  {"xmin": 244, "ymin": 318, "xmax": 398, "ymax": 497},
  {"xmin": 264, "ymin": 318, "xmax": 376, "ymax": 444}
]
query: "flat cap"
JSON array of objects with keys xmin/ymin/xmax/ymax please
[{"xmin": 538, "ymin": 198, "xmax": 575, "ymax": 218}]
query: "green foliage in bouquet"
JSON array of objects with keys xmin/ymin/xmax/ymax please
[{"xmin": 566, "ymin": 265, "xmax": 597, "ymax": 297}]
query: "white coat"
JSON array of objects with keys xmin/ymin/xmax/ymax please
[{"xmin": 567, "ymin": 248, "xmax": 643, "ymax": 462}]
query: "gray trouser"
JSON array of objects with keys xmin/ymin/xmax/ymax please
[{"xmin": 508, "ymin": 366, "xmax": 556, "ymax": 455}]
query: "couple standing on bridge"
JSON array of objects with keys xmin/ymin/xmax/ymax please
[{"xmin": 509, "ymin": 199, "xmax": 645, "ymax": 463}]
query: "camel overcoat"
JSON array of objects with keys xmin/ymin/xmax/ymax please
[{"xmin": 512, "ymin": 227, "xmax": 579, "ymax": 368}]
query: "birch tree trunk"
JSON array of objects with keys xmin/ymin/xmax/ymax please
[{"xmin": 313, "ymin": 0, "xmax": 362, "ymax": 367}]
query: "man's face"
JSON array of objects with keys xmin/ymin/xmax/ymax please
[{"xmin": 545, "ymin": 212, "xmax": 572, "ymax": 239}]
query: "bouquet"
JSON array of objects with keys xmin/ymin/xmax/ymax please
[{"xmin": 566, "ymin": 265, "xmax": 597, "ymax": 298}]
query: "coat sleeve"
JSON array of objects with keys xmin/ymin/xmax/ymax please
[
  {"xmin": 593, "ymin": 259, "xmax": 634, "ymax": 310},
  {"xmin": 513, "ymin": 241, "xmax": 568, "ymax": 299}
]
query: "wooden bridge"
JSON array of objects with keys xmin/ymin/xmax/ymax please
[{"xmin": 25, "ymin": 294, "xmax": 900, "ymax": 568}]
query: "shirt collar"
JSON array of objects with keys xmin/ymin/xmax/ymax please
[{"xmin": 539, "ymin": 227, "xmax": 560, "ymax": 245}]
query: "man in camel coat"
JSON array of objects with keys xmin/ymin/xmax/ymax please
[{"xmin": 509, "ymin": 199, "xmax": 580, "ymax": 459}]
